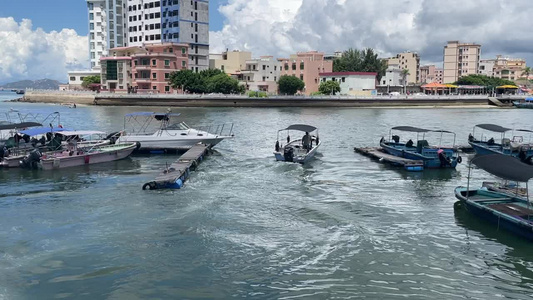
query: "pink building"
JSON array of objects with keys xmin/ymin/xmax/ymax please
[
  {"xmin": 278, "ymin": 51, "xmax": 333, "ymax": 95},
  {"xmin": 100, "ymin": 43, "xmax": 189, "ymax": 94},
  {"xmin": 420, "ymin": 65, "xmax": 444, "ymax": 84}
]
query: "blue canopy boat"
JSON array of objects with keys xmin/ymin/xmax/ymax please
[
  {"xmin": 380, "ymin": 126, "xmax": 461, "ymax": 169},
  {"xmin": 455, "ymin": 154, "xmax": 533, "ymax": 241},
  {"xmin": 513, "ymin": 97, "xmax": 533, "ymax": 109},
  {"xmin": 468, "ymin": 124, "xmax": 533, "ymax": 163}
]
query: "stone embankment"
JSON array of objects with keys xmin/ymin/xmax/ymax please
[{"xmin": 22, "ymin": 90, "xmax": 524, "ymax": 108}]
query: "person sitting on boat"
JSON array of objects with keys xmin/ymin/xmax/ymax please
[
  {"xmin": 302, "ymin": 132, "xmax": 312, "ymax": 152},
  {"xmin": 487, "ymin": 137, "xmax": 495, "ymax": 145},
  {"xmin": 406, "ymin": 139, "xmax": 414, "ymax": 148}
]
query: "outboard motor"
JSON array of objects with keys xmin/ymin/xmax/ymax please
[
  {"xmin": 20, "ymin": 149, "xmax": 42, "ymax": 170},
  {"xmin": 284, "ymin": 147, "xmax": 294, "ymax": 162},
  {"xmin": 106, "ymin": 131, "xmax": 121, "ymax": 144},
  {"xmin": 438, "ymin": 150, "xmax": 451, "ymax": 167},
  {"xmin": 0, "ymin": 146, "xmax": 7, "ymax": 160},
  {"xmin": 275, "ymin": 141, "xmax": 280, "ymax": 152}
]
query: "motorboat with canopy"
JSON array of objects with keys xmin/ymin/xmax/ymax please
[
  {"xmin": 115, "ymin": 111, "xmax": 234, "ymax": 152},
  {"xmin": 274, "ymin": 124, "xmax": 321, "ymax": 164},
  {"xmin": 468, "ymin": 124, "xmax": 533, "ymax": 162},
  {"xmin": 380, "ymin": 126, "xmax": 461, "ymax": 168},
  {"xmin": 455, "ymin": 154, "xmax": 533, "ymax": 241},
  {"xmin": 513, "ymin": 97, "xmax": 533, "ymax": 109}
]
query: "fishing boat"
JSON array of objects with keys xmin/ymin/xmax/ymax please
[
  {"xmin": 380, "ymin": 126, "xmax": 461, "ymax": 168},
  {"xmin": 274, "ymin": 124, "xmax": 321, "ymax": 164},
  {"xmin": 454, "ymin": 154, "xmax": 533, "ymax": 241},
  {"xmin": 115, "ymin": 111, "xmax": 234, "ymax": 152},
  {"xmin": 468, "ymin": 124, "xmax": 533, "ymax": 163},
  {"xmin": 513, "ymin": 97, "xmax": 533, "ymax": 109},
  {"xmin": 20, "ymin": 141, "xmax": 137, "ymax": 170}
]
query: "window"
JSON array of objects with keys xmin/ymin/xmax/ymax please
[
  {"xmin": 88, "ymin": 3, "xmax": 94, "ymax": 10},
  {"xmin": 342, "ymin": 77, "xmax": 345, "ymax": 83},
  {"xmin": 262, "ymin": 65, "xmax": 266, "ymax": 70},
  {"xmin": 70, "ymin": 76, "xmax": 76, "ymax": 81},
  {"xmin": 165, "ymin": 73, "xmax": 170, "ymax": 79},
  {"xmin": 152, "ymin": 73, "xmax": 157, "ymax": 79},
  {"xmin": 292, "ymin": 63, "xmax": 296, "ymax": 70},
  {"xmin": 274, "ymin": 66, "xmax": 277, "ymax": 71},
  {"xmin": 153, "ymin": 86, "xmax": 157, "ymax": 90},
  {"xmin": 165, "ymin": 86, "xmax": 170, "ymax": 92},
  {"xmin": 284, "ymin": 64, "xmax": 288, "ymax": 70},
  {"xmin": 152, "ymin": 59, "xmax": 156, "ymax": 66},
  {"xmin": 300, "ymin": 62, "xmax": 304, "ymax": 70},
  {"xmin": 155, "ymin": 1, "xmax": 160, "ymax": 7},
  {"xmin": 90, "ymin": 23, "xmax": 94, "ymax": 30},
  {"xmin": 155, "ymin": 12, "xmax": 160, "ymax": 18},
  {"xmin": 182, "ymin": 61, "xmax": 186, "ymax": 67},
  {"xmin": 80, "ymin": 77, "xmax": 85, "ymax": 81},
  {"xmin": 300, "ymin": 74, "xmax": 304, "ymax": 81},
  {"xmin": 164, "ymin": 60, "xmax": 170, "ymax": 66},
  {"xmin": 150, "ymin": 24, "xmax": 154, "ymax": 30},
  {"xmin": 89, "ymin": 13, "xmax": 94, "ymax": 20}
]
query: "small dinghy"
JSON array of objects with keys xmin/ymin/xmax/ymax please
[{"xmin": 273, "ymin": 124, "xmax": 321, "ymax": 164}]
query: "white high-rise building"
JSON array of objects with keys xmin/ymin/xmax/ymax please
[
  {"xmin": 87, "ymin": 0, "xmax": 126, "ymax": 70},
  {"xmin": 124, "ymin": 0, "xmax": 209, "ymax": 72}
]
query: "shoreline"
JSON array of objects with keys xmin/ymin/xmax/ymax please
[{"xmin": 17, "ymin": 90, "xmax": 521, "ymax": 108}]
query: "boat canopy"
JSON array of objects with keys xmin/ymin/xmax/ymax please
[
  {"xmin": 57, "ymin": 130, "xmax": 106, "ymax": 136},
  {"xmin": 472, "ymin": 154, "xmax": 533, "ymax": 182},
  {"xmin": 391, "ymin": 126, "xmax": 432, "ymax": 133},
  {"xmin": 0, "ymin": 122, "xmax": 42, "ymax": 131},
  {"xmin": 475, "ymin": 124, "xmax": 511, "ymax": 133},
  {"xmin": 19, "ymin": 127, "xmax": 69, "ymax": 136},
  {"xmin": 125, "ymin": 112, "xmax": 181, "ymax": 117},
  {"xmin": 517, "ymin": 129, "xmax": 533, "ymax": 133},
  {"xmin": 280, "ymin": 124, "xmax": 318, "ymax": 133}
]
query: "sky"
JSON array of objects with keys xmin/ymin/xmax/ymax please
[{"xmin": 0, "ymin": 0, "xmax": 532, "ymax": 83}]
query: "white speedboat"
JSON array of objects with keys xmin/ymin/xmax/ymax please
[
  {"xmin": 115, "ymin": 112, "xmax": 234, "ymax": 152},
  {"xmin": 274, "ymin": 124, "xmax": 321, "ymax": 164}
]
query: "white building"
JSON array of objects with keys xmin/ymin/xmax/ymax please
[
  {"xmin": 479, "ymin": 59, "xmax": 495, "ymax": 77},
  {"xmin": 66, "ymin": 70, "xmax": 101, "ymax": 90},
  {"xmin": 319, "ymin": 72, "xmax": 377, "ymax": 96},
  {"xmin": 125, "ymin": 0, "xmax": 209, "ymax": 72},
  {"xmin": 87, "ymin": 0, "xmax": 125, "ymax": 70},
  {"xmin": 233, "ymin": 56, "xmax": 281, "ymax": 93},
  {"xmin": 380, "ymin": 64, "xmax": 402, "ymax": 87}
]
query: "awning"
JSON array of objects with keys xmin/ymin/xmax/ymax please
[
  {"xmin": 475, "ymin": 124, "xmax": 511, "ymax": 133},
  {"xmin": 0, "ymin": 122, "xmax": 42, "ymax": 131},
  {"xmin": 57, "ymin": 130, "xmax": 106, "ymax": 136},
  {"xmin": 280, "ymin": 124, "xmax": 318, "ymax": 132},
  {"xmin": 421, "ymin": 82, "xmax": 447, "ymax": 89},
  {"xmin": 445, "ymin": 84, "xmax": 458, "ymax": 88},
  {"xmin": 391, "ymin": 126, "xmax": 432, "ymax": 133},
  {"xmin": 497, "ymin": 85, "xmax": 518, "ymax": 89},
  {"xmin": 472, "ymin": 154, "xmax": 533, "ymax": 182}
]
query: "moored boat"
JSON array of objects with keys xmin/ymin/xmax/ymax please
[
  {"xmin": 115, "ymin": 111, "xmax": 234, "ymax": 152},
  {"xmin": 468, "ymin": 124, "xmax": 533, "ymax": 163},
  {"xmin": 274, "ymin": 124, "xmax": 321, "ymax": 164},
  {"xmin": 454, "ymin": 154, "xmax": 533, "ymax": 241},
  {"xmin": 513, "ymin": 97, "xmax": 533, "ymax": 109},
  {"xmin": 380, "ymin": 126, "xmax": 461, "ymax": 168}
]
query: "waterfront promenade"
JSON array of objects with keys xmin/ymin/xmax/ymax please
[{"xmin": 21, "ymin": 90, "xmax": 527, "ymax": 108}]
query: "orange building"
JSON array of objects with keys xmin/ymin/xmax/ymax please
[
  {"xmin": 101, "ymin": 43, "xmax": 188, "ymax": 93},
  {"xmin": 278, "ymin": 51, "xmax": 333, "ymax": 95}
]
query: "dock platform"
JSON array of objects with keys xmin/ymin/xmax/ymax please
[
  {"xmin": 142, "ymin": 143, "xmax": 210, "ymax": 190},
  {"xmin": 354, "ymin": 147, "xmax": 424, "ymax": 171}
]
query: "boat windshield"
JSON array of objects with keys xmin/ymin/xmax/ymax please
[{"xmin": 164, "ymin": 122, "xmax": 190, "ymax": 130}]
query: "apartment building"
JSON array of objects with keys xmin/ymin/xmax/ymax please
[
  {"xmin": 278, "ymin": 51, "xmax": 333, "ymax": 95},
  {"xmin": 443, "ymin": 41, "xmax": 481, "ymax": 83},
  {"xmin": 232, "ymin": 56, "xmax": 281, "ymax": 94},
  {"xmin": 87, "ymin": 0, "xmax": 125, "ymax": 70},
  {"xmin": 479, "ymin": 55, "xmax": 526, "ymax": 81},
  {"xmin": 387, "ymin": 52, "xmax": 420, "ymax": 84},
  {"xmin": 420, "ymin": 65, "xmax": 444, "ymax": 84},
  {"xmin": 100, "ymin": 42, "xmax": 188, "ymax": 93},
  {"xmin": 125, "ymin": 0, "xmax": 209, "ymax": 72},
  {"xmin": 210, "ymin": 50, "xmax": 252, "ymax": 74}
]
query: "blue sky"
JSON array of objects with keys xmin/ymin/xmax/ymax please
[{"xmin": 0, "ymin": 0, "xmax": 225, "ymax": 35}]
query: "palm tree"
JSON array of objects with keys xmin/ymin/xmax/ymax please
[
  {"xmin": 522, "ymin": 66, "xmax": 532, "ymax": 84},
  {"xmin": 401, "ymin": 69, "xmax": 410, "ymax": 94}
]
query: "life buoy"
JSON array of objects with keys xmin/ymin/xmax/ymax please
[{"xmin": 457, "ymin": 156, "xmax": 462, "ymax": 164}]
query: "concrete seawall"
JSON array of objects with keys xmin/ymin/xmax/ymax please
[{"xmin": 21, "ymin": 91, "xmax": 517, "ymax": 108}]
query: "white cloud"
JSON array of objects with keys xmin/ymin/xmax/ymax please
[
  {"xmin": 209, "ymin": 0, "xmax": 533, "ymax": 65},
  {"xmin": 0, "ymin": 17, "xmax": 88, "ymax": 83}
]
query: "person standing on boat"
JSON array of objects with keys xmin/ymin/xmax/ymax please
[{"xmin": 302, "ymin": 132, "xmax": 312, "ymax": 152}]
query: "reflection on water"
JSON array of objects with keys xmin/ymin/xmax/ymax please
[{"xmin": 1, "ymin": 101, "xmax": 533, "ymax": 298}]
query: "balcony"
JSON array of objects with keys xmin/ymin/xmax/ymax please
[
  {"xmin": 135, "ymin": 65, "xmax": 152, "ymax": 70},
  {"xmin": 135, "ymin": 78, "xmax": 151, "ymax": 82}
]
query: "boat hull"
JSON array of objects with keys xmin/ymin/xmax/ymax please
[
  {"xmin": 380, "ymin": 142, "xmax": 458, "ymax": 168},
  {"xmin": 469, "ymin": 141, "xmax": 533, "ymax": 159},
  {"xmin": 513, "ymin": 101, "xmax": 533, "ymax": 109},
  {"xmin": 454, "ymin": 187, "xmax": 533, "ymax": 241},
  {"xmin": 39, "ymin": 143, "xmax": 136, "ymax": 170},
  {"xmin": 117, "ymin": 134, "xmax": 230, "ymax": 151},
  {"xmin": 274, "ymin": 141, "xmax": 321, "ymax": 164}
]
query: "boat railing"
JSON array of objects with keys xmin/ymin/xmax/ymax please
[{"xmin": 194, "ymin": 123, "xmax": 234, "ymax": 137}]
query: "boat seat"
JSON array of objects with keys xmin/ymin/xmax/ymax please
[{"xmin": 416, "ymin": 140, "xmax": 429, "ymax": 153}]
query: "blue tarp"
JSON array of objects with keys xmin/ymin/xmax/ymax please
[
  {"xmin": 526, "ymin": 97, "xmax": 533, "ymax": 102},
  {"xmin": 19, "ymin": 127, "xmax": 69, "ymax": 136}
]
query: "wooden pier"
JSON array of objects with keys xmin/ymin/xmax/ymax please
[
  {"xmin": 354, "ymin": 147, "xmax": 424, "ymax": 171},
  {"xmin": 142, "ymin": 143, "xmax": 211, "ymax": 190}
]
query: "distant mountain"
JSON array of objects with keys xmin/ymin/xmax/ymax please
[{"xmin": 0, "ymin": 79, "xmax": 63, "ymax": 90}]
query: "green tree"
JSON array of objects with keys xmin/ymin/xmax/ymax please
[
  {"xmin": 278, "ymin": 75, "xmax": 305, "ymax": 95},
  {"xmin": 200, "ymin": 68, "xmax": 225, "ymax": 79},
  {"xmin": 168, "ymin": 70, "xmax": 198, "ymax": 92},
  {"xmin": 81, "ymin": 75, "xmax": 100, "ymax": 88},
  {"xmin": 455, "ymin": 74, "xmax": 515, "ymax": 87},
  {"xmin": 522, "ymin": 66, "xmax": 531, "ymax": 81},
  {"xmin": 205, "ymin": 73, "xmax": 243, "ymax": 94},
  {"xmin": 318, "ymin": 80, "xmax": 341, "ymax": 95},
  {"xmin": 333, "ymin": 48, "xmax": 388, "ymax": 82},
  {"xmin": 401, "ymin": 69, "xmax": 410, "ymax": 93}
]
